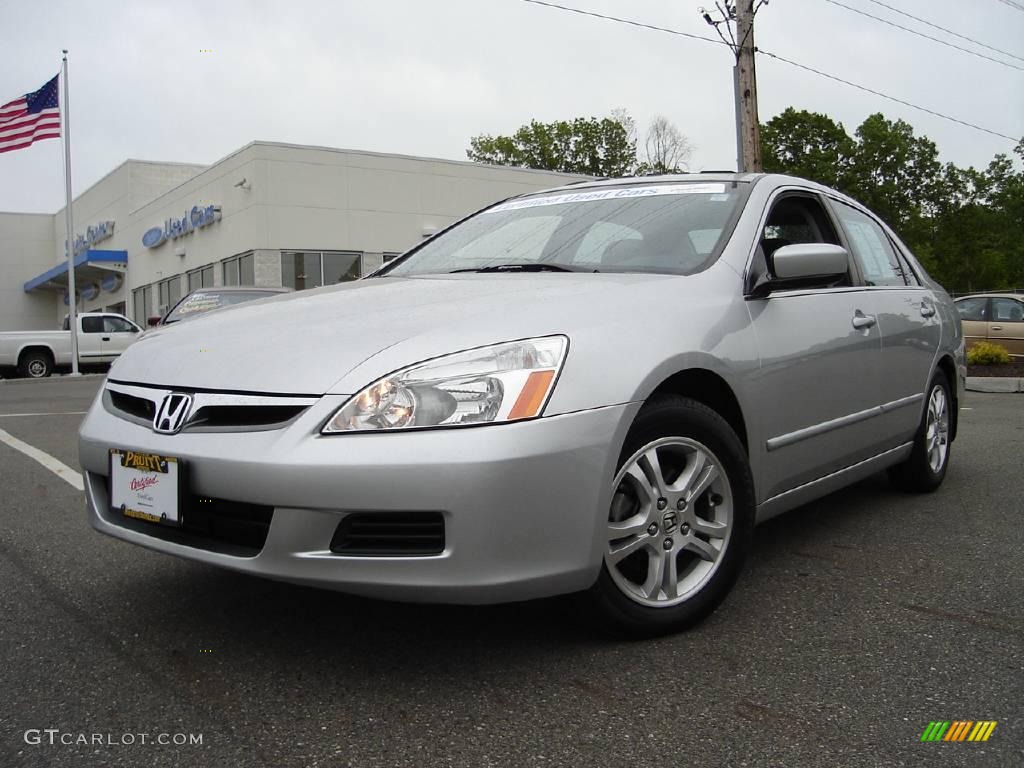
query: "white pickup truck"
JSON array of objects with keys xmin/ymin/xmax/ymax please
[{"xmin": 0, "ymin": 312, "xmax": 142, "ymax": 379}]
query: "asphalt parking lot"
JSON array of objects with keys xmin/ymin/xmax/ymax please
[{"xmin": 0, "ymin": 377, "xmax": 1020, "ymax": 768}]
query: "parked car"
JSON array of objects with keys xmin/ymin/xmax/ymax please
[
  {"xmin": 146, "ymin": 286, "xmax": 294, "ymax": 331},
  {"xmin": 954, "ymin": 293, "xmax": 1024, "ymax": 358},
  {"xmin": 0, "ymin": 312, "xmax": 141, "ymax": 378},
  {"xmin": 78, "ymin": 173, "xmax": 964, "ymax": 636}
]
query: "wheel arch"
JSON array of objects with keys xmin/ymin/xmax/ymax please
[
  {"xmin": 934, "ymin": 353, "xmax": 959, "ymax": 441},
  {"xmin": 17, "ymin": 345, "xmax": 55, "ymax": 367},
  {"xmin": 645, "ymin": 368, "xmax": 750, "ymax": 456}
]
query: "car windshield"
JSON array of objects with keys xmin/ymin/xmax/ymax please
[
  {"xmin": 385, "ymin": 182, "xmax": 747, "ymax": 277},
  {"xmin": 164, "ymin": 290, "xmax": 277, "ymax": 323}
]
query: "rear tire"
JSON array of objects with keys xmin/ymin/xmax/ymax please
[
  {"xmin": 18, "ymin": 350, "xmax": 53, "ymax": 379},
  {"xmin": 583, "ymin": 395, "xmax": 755, "ymax": 638},
  {"xmin": 887, "ymin": 370, "xmax": 951, "ymax": 493}
]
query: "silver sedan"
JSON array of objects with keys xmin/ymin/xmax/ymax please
[{"xmin": 78, "ymin": 173, "xmax": 964, "ymax": 636}]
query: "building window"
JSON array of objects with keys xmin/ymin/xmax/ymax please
[
  {"xmin": 222, "ymin": 252, "xmax": 255, "ymax": 287},
  {"xmin": 157, "ymin": 275, "xmax": 182, "ymax": 315},
  {"xmin": 282, "ymin": 251, "xmax": 362, "ymax": 290},
  {"xmin": 383, "ymin": 252, "xmax": 402, "ymax": 263},
  {"xmin": 187, "ymin": 265, "xmax": 214, "ymax": 291},
  {"xmin": 132, "ymin": 285, "xmax": 153, "ymax": 324},
  {"xmin": 281, "ymin": 252, "xmax": 321, "ymax": 290}
]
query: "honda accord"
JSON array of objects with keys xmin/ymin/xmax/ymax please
[{"xmin": 78, "ymin": 173, "xmax": 964, "ymax": 636}]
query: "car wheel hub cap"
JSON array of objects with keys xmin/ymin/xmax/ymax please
[
  {"xmin": 925, "ymin": 385, "xmax": 949, "ymax": 474},
  {"xmin": 605, "ymin": 436, "xmax": 734, "ymax": 608}
]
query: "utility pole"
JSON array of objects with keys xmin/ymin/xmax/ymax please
[
  {"xmin": 735, "ymin": 0, "xmax": 763, "ymax": 172},
  {"xmin": 702, "ymin": 2, "xmax": 766, "ymax": 173}
]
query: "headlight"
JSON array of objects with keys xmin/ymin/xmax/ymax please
[{"xmin": 322, "ymin": 336, "xmax": 568, "ymax": 433}]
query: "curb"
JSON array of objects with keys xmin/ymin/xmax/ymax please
[
  {"xmin": 966, "ymin": 377, "xmax": 1024, "ymax": 393},
  {"xmin": 0, "ymin": 373, "xmax": 107, "ymax": 386}
]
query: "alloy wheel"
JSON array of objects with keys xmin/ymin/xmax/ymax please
[
  {"xmin": 605, "ymin": 437, "xmax": 733, "ymax": 608},
  {"xmin": 925, "ymin": 384, "xmax": 949, "ymax": 474}
]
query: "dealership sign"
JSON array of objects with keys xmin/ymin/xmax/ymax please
[
  {"xmin": 142, "ymin": 204, "xmax": 221, "ymax": 248},
  {"xmin": 68, "ymin": 220, "xmax": 115, "ymax": 256},
  {"xmin": 101, "ymin": 273, "xmax": 123, "ymax": 293}
]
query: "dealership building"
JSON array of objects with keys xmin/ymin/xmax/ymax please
[{"xmin": 0, "ymin": 142, "xmax": 580, "ymax": 331}]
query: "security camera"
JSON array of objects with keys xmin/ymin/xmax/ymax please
[{"xmin": 233, "ymin": 178, "xmax": 251, "ymax": 190}]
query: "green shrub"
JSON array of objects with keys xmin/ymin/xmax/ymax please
[{"xmin": 967, "ymin": 341, "xmax": 1012, "ymax": 365}]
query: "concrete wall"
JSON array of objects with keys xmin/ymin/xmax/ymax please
[{"xmin": 0, "ymin": 213, "xmax": 59, "ymax": 331}]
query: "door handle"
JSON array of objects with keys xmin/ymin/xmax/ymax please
[
  {"xmin": 102, "ymin": 336, "xmax": 110, "ymax": 341},
  {"xmin": 990, "ymin": 326, "xmax": 1002, "ymax": 331},
  {"xmin": 920, "ymin": 303, "xmax": 936, "ymax": 317},
  {"xmin": 852, "ymin": 312, "xmax": 876, "ymax": 330}
]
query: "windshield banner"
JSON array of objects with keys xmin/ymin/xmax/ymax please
[{"xmin": 487, "ymin": 183, "xmax": 729, "ymax": 213}]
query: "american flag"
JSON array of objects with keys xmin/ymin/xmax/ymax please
[{"xmin": 0, "ymin": 75, "xmax": 61, "ymax": 154}]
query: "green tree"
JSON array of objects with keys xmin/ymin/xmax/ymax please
[
  {"xmin": 467, "ymin": 115, "xmax": 637, "ymax": 177},
  {"xmin": 761, "ymin": 107, "xmax": 855, "ymax": 189},
  {"xmin": 844, "ymin": 114, "xmax": 943, "ymax": 234}
]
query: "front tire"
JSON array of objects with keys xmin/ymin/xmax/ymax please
[
  {"xmin": 888, "ymin": 371, "xmax": 952, "ymax": 493},
  {"xmin": 585, "ymin": 396, "xmax": 755, "ymax": 637},
  {"xmin": 18, "ymin": 350, "xmax": 53, "ymax": 379}
]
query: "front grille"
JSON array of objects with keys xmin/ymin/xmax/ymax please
[
  {"xmin": 103, "ymin": 382, "xmax": 318, "ymax": 432},
  {"xmin": 108, "ymin": 390, "xmax": 156, "ymax": 421},
  {"xmin": 112, "ymin": 494, "xmax": 273, "ymax": 556},
  {"xmin": 188, "ymin": 404, "xmax": 307, "ymax": 428},
  {"xmin": 330, "ymin": 512, "xmax": 445, "ymax": 556}
]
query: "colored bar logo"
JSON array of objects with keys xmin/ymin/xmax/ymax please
[{"xmin": 920, "ymin": 721, "xmax": 997, "ymax": 742}]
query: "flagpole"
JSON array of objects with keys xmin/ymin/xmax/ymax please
[{"xmin": 61, "ymin": 49, "xmax": 79, "ymax": 375}]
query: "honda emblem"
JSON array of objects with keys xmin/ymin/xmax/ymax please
[{"xmin": 153, "ymin": 393, "xmax": 193, "ymax": 434}]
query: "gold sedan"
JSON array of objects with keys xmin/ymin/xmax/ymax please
[{"xmin": 955, "ymin": 293, "xmax": 1024, "ymax": 358}]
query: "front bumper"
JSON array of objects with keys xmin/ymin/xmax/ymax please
[{"xmin": 79, "ymin": 391, "xmax": 639, "ymax": 604}]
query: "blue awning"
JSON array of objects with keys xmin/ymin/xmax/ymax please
[{"xmin": 23, "ymin": 249, "xmax": 127, "ymax": 293}]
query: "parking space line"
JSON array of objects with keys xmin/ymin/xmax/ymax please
[
  {"xmin": 0, "ymin": 411, "xmax": 88, "ymax": 418},
  {"xmin": 0, "ymin": 427, "xmax": 84, "ymax": 491}
]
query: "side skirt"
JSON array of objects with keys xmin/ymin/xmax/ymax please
[{"xmin": 755, "ymin": 442, "xmax": 913, "ymax": 524}]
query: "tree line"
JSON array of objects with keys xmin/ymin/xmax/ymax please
[{"xmin": 467, "ymin": 109, "xmax": 1024, "ymax": 293}]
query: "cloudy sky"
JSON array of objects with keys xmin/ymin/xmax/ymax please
[{"xmin": 1, "ymin": 0, "xmax": 1022, "ymax": 213}]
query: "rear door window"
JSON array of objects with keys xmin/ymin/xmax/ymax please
[
  {"xmin": 991, "ymin": 298, "xmax": 1024, "ymax": 322},
  {"xmin": 81, "ymin": 316, "xmax": 104, "ymax": 333},
  {"xmin": 831, "ymin": 202, "xmax": 908, "ymax": 286}
]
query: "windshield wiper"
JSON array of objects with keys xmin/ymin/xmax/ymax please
[{"xmin": 448, "ymin": 262, "xmax": 596, "ymax": 274}]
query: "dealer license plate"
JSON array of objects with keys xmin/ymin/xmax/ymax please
[{"xmin": 109, "ymin": 449, "xmax": 183, "ymax": 527}]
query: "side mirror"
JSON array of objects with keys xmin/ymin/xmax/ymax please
[
  {"xmin": 746, "ymin": 243, "xmax": 850, "ymax": 300},
  {"xmin": 147, "ymin": 316, "xmax": 161, "ymax": 327},
  {"xmin": 772, "ymin": 243, "xmax": 849, "ymax": 280}
]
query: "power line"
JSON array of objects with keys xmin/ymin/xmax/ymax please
[
  {"xmin": 862, "ymin": 0, "xmax": 1024, "ymax": 64},
  {"xmin": 517, "ymin": 0, "xmax": 1022, "ymax": 144},
  {"xmin": 519, "ymin": 0, "xmax": 729, "ymax": 50},
  {"xmin": 822, "ymin": 0, "xmax": 1024, "ymax": 71},
  {"xmin": 994, "ymin": 0, "xmax": 1024, "ymax": 13},
  {"xmin": 758, "ymin": 49, "xmax": 1020, "ymax": 141}
]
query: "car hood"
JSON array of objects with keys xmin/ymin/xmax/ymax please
[{"xmin": 108, "ymin": 273, "xmax": 673, "ymax": 395}]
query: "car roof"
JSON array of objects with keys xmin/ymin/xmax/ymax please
[
  {"xmin": 954, "ymin": 293, "xmax": 1024, "ymax": 300},
  {"xmin": 515, "ymin": 171, "xmax": 857, "ymax": 204}
]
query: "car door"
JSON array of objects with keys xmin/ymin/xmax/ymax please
[
  {"xmin": 828, "ymin": 199, "xmax": 942, "ymax": 446},
  {"xmin": 77, "ymin": 316, "xmax": 105, "ymax": 361},
  {"xmin": 744, "ymin": 190, "xmax": 886, "ymax": 499},
  {"xmin": 987, "ymin": 297, "xmax": 1024, "ymax": 358},
  {"xmin": 955, "ymin": 296, "xmax": 990, "ymax": 353},
  {"xmin": 100, "ymin": 315, "xmax": 140, "ymax": 360}
]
